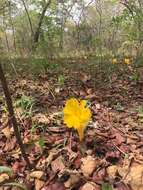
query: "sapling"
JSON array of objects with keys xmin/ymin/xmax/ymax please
[{"xmin": 0, "ymin": 63, "xmax": 32, "ymax": 169}]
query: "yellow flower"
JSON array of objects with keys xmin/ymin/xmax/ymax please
[
  {"xmin": 124, "ymin": 58, "xmax": 130, "ymax": 64},
  {"xmin": 112, "ymin": 58, "xmax": 117, "ymax": 64},
  {"xmin": 63, "ymin": 98, "xmax": 92, "ymax": 141}
]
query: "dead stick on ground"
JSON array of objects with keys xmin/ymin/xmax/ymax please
[{"xmin": 0, "ymin": 63, "xmax": 33, "ymax": 169}]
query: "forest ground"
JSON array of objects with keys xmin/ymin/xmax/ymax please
[{"xmin": 0, "ymin": 58, "xmax": 143, "ymax": 190}]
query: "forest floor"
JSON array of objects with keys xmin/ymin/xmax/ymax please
[{"xmin": 0, "ymin": 61, "xmax": 143, "ymax": 190}]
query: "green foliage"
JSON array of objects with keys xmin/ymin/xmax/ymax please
[
  {"xmin": 15, "ymin": 95, "xmax": 34, "ymax": 118},
  {"xmin": 114, "ymin": 102, "xmax": 124, "ymax": 112},
  {"xmin": 102, "ymin": 183, "xmax": 112, "ymax": 190},
  {"xmin": 31, "ymin": 58, "xmax": 59, "ymax": 73},
  {"xmin": 15, "ymin": 95, "xmax": 34, "ymax": 110},
  {"xmin": 138, "ymin": 106, "xmax": 143, "ymax": 114},
  {"xmin": 58, "ymin": 74, "xmax": 65, "ymax": 86},
  {"xmin": 130, "ymin": 72, "xmax": 139, "ymax": 83},
  {"xmin": 0, "ymin": 166, "xmax": 13, "ymax": 177},
  {"xmin": 30, "ymin": 124, "xmax": 45, "ymax": 134},
  {"xmin": 38, "ymin": 137, "xmax": 45, "ymax": 150},
  {"xmin": 137, "ymin": 106, "xmax": 143, "ymax": 123}
]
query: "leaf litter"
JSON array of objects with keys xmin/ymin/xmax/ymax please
[{"xmin": 0, "ymin": 67, "xmax": 143, "ymax": 190}]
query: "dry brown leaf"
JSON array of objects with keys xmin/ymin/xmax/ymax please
[
  {"xmin": 0, "ymin": 173, "xmax": 9, "ymax": 183},
  {"xmin": 11, "ymin": 148, "xmax": 21, "ymax": 159},
  {"xmin": 45, "ymin": 182, "xmax": 65, "ymax": 190},
  {"xmin": 32, "ymin": 113, "xmax": 50, "ymax": 124},
  {"xmin": 86, "ymin": 88, "xmax": 93, "ymax": 95},
  {"xmin": 112, "ymin": 182, "xmax": 130, "ymax": 190},
  {"xmin": 117, "ymin": 160, "xmax": 143, "ymax": 190},
  {"xmin": 30, "ymin": 171, "xmax": 44, "ymax": 179},
  {"xmin": 107, "ymin": 165, "xmax": 118, "ymax": 179},
  {"xmin": 80, "ymin": 73, "xmax": 91, "ymax": 83},
  {"xmin": 81, "ymin": 156, "xmax": 98, "ymax": 177},
  {"xmin": 35, "ymin": 179, "xmax": 45, "ymax": 190},
  {"xmin": 2, "ymin": 127, "xmax": 11, "ymax": 139},
  {"xmin": 124, "ymin": 163, "xmax": 143, "ymax": 189},
  {"xmin": 15, "ymin": 107, "xmax": 23, "ymax": 118},
  {"xmin": 55, "ymin": 87, "xmax": 61, "ymax": 93},
  {"xmin": 45, "ymin": 152, "xmax": 56, "ymax": 166},
  {"xmin": 20, "ymin": 79, "xmax": 27, "ymax": 86},
  {"xmin": 1, "ymin": 114, "xmax": 8, "ymax": 126},
  {"xmin": 81, "ymin": 182, "xmax": 100, "ymax": 190},
  {"xmin": 96, "ymin": 104, "xmax": 101, "ymax": 110},
  {"xmin": 85, "ymin": 94, "xmax": 97, "ymax": 100},
  {"xmin": 118, "ymin": 158, "xmax": 132, "ymax": 178},
  {"xmin": 4, "ymin": 137, "xmax": 16, "ymax": 152},
  {"xmin": 51, "ymin": 156, "xmax": 65, "ymax": 173},
  {"xmin": 64, "ymin": 174, "xmax": 80, "ymax": 188},
  {"xmin": 130, "ymin": 185, "xmax": 143, "ymax": 190},
  {"xmin": 36, "ymin": 151, "xmax": 58, "ymax": 168}
]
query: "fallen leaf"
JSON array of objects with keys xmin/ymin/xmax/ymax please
[
  {"xmin": 15, "ymin": 107, "xmax": 23, "ymax": 118},
  {"xmin": 122, "ymin": 163, "xmax": 143, "ymax": 190},
  {"xmin": 4, "ymin": 137, "xmax": 16, "ymax": 152},
  {"xmin": 2, "ymin": 127, "xmax": 12, "ymax": 139},
  {"xmin": 2, "ymin": 182, "xmax": 28, "ymax": 190},
  {"xmin": 32, "ymin": 113, "xmax": 50, "ymax": 124},
  {"xmin": 51, "ymin": 156, "xmax": 65, "ymax": 173},
  {"xmin": 35, "ymin": 179, "xmax": 45, "ymax": 190},
  {"xmin": 80, "ymin": 73, "xmax": 91, "ymax": 83},
  {"xmin": 37, "ymin": 151, "xmax": 58, "ymax": 168},
  {"xmin": 81, "ymin": 156, "xmax": 98, "ymax": 177},
  {"xmin": 81, "ymin": 182, "xmax": 100, "ymax": 190},
  {"xmin": 30, "ymin": 171, "xmax": 44, "ymax": 179},
  {"xmin": 43, "ymin": 182, "xmax": 65, "ymax": 190},
  {"xmin": 92, "ymin": 168, "xmax": 106, "ymax": 184},
  {"xmin": 105, "ymin": 151, "xmax": 120, "ymax": 163},
  {"xmin": 12, "ymin": 161, "xmax": 23, "ymax": 174},
  {"xmin": 55, "ymin": 87, "xmax": 61, "ymax": 93},
  {"xmin": 107, "ymin": 165, "xmax": 118, "ymax": 179},
  {"xmin": 113, "ymin": 182, "xmax": 130, "ymax": 190},
  {"xmin": 96, "ymin": 104, "xmax": 101, "ymax": 110},
  {"xmin": 64, "ymin": 174, "xmax": 80, "ymax": 188},
  {"xmin": 0, "ymin": 173, "xmax": 9, "ymax": 183},
  {"xmin": 11, "ymin": 148, "xmax": 21, "ymax": 159}
]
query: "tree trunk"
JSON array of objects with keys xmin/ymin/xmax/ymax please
[
  {"xmin": 20, "ymin": 0, "xmax": 34, "ymax": 36},
  {"xmin": 8, "ymin": 1, "xmax": 17, "ymax": 53},
  {"xmin": 33, "ymin": 0, "xmax": 51, "ymax": 46}
]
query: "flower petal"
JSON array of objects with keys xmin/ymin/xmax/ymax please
[
  {"xmin": 77, "ymin": 125, "xmax": 85, "ymax": 141},
  {"xmin": 63, "ymin": 98, "xmax": 92, "ymax": 141},
  {"xmin": 63, "ymin": 98, "xmax": 79, "ymax": 115},
  {"xmin": 80, "ymin": 100, "xmax": 87, "ymax": 108}
]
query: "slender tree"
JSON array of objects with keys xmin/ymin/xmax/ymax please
[
  {"xmin": 20, "ymin": 0, "xmax": 34, "ymax": 36},
  {"xmin": 33, "ymin": 0, "xmax": 51, "ymax": 45},
  {"xmin": 0, "ymin": 62, "xmax": 33, "ymax": 169}
]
